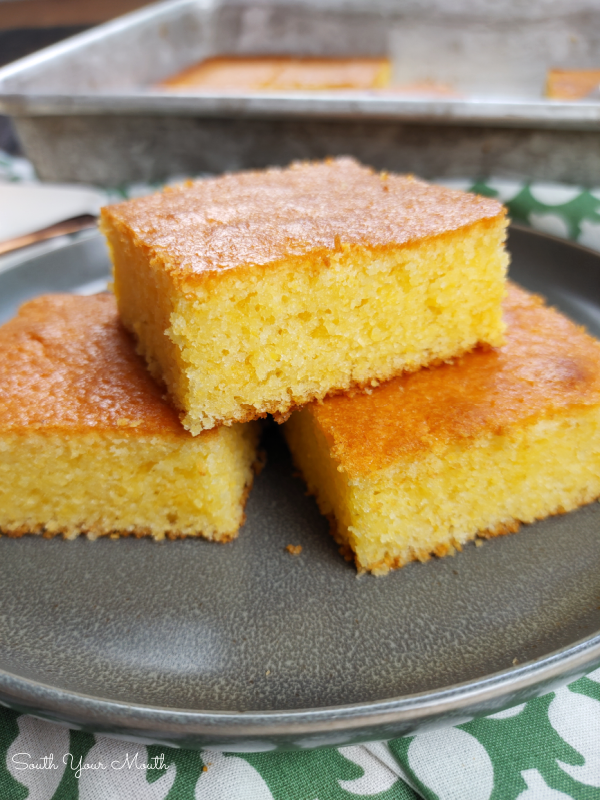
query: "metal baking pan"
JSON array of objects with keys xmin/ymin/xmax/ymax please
[{"xmin": 2, "ymin": 0, "xmax": 600, "ymax": 186}]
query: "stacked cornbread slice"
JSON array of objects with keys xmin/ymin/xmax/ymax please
[
  {"xmin": 284, "ymin": 284, "xmax": 600, "ymax": 574},
  {"xmin": 0, "ymin": 295, "xmax": 259, "ymax": 541},
  {"xmin": 101, "ymin": 158, "xmax": 508, "ymax": 434}
]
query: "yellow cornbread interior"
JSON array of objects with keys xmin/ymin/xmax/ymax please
[
  {"xmin": 285, "ymin": 407, "xmax": 600, "ymax": 575},
  {"xmin": 0, "ymin": 424, "xmax": 258, "ymax": 541},
  {"xmin": 108, "ymin": 217, "xmax": 507, "ymax": 434}
]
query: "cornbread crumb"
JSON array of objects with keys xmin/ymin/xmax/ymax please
[
  {"xmin": 101, "ymin": 157, "xmax": 508, "ymax": 433},
  {"xmin": 285, "ymin": 284, "xmax": 600, "ymax": 574},
  {"xmin": 286, "ymin": 544, "xmax": 303, "ymax": 555},
  {"xmin": 0, "ymin": 295, "xmax": 259, "ymax": 541}
]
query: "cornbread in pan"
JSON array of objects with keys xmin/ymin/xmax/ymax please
[
  {"xmin": 546, "ymin": 68, "xmax": 600, "ymax": 100},
  {"xmin": 284, "ymin": 284, "xmax": 600, "ymax": 575},
  {"xmin": 0, "ymin": 295, "xmax": 259, "ymax": 541},
  {"xmin": 101, "ymin": 157, "xmax": 508, "ymax": 434},
  {"xmin": 159, "ymin": 56, "xmax": 391, "ymax": 92}
]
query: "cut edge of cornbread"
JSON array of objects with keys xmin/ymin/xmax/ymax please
[
  {"xmin": 285, "ymin": 404, "xmax": 600, "ymax": 575},
  {"xmin": 0, "ymin": 423, "xmax": 261, "ymax": 542},
  {"xmin": 104, "ymin": 213, "xmax": 508, "ymax": 434}
]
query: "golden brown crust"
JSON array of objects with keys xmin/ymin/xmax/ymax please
[
  {"xmin": 0, "ymin": 525, "xmax": 235, "ymax": 543},
  {"xmin": 308, "ymin": 283, "xmax": 600, "ymax": 476},
  {"xmin": 101, "ymin": 158, "xmax": 504, "ymax": 283},
  {"xmin": 477, "ymin": 520, "xmax": 522, "ymax": 539},
  {"xmin": 159, "ymin": 56, "xmax": 390, "ymax": 91},
  {"xmin": 0, "ymin": 294, "xmax": 203, "ymax": 436}
]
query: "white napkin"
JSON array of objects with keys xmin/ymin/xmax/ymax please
[{"xmin": 0, "ymin": 182, "xmax": 106, "ymax": 241}]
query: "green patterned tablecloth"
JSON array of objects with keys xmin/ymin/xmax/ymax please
[
  {"xmin": 2, "ymin": 673, "xmax": 600, "ymax": 800},
  {"xmin": 1, "ymin": 153, "xmax": 600, "ymax": 800}
]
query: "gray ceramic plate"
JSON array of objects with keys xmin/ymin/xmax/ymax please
[{"xmin": 0, "ymin": 225, "xmax": 599, "ymax": 751}]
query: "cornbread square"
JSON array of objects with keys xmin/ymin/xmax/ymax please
[
  {"xmin": 101, "ymin": 157, "xmax": 508, "ymax": 434},
  {"xmin": 0, "ymin": 295, "xmax": 259, "ymax": 541},
  {"xmin": 159, "ymin": 56, "xmax": 391, "ymax": 92},
  {"xmin": 285, "ymin": 284, "xmax": 600, "ymax": 575}
]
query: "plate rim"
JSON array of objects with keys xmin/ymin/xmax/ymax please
[
  {"xmin": 0, "ymin": 630, "xmax": 599, "ymax": 740},
  {"xmin": 1, "ymin": 223, "xmax": 600, "ymax": 746}
]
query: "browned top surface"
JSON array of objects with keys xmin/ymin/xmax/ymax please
[
  {"xmin": 0, "ymin": 294, "xmax": 188, "ymax": 435},
  {"xmin": 160, "ymin": 56, "xmax": 389, "ymax": 91},
  {"xmin": 308, "ymin": 283, "xmax": 600, "ymax": 475},
  {"xmin": 101, "ymin": 158, "xmax": 504, "ymax": 279}
]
